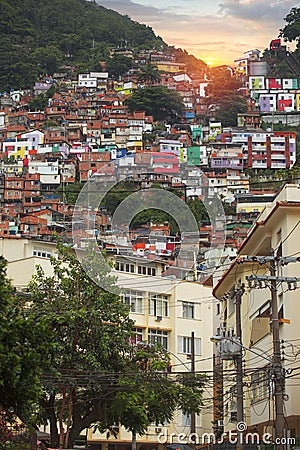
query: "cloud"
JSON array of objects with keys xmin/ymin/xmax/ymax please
[
  {"xmin": 219, "ymin": 0, "xmax": 295, "ymax": 23},
  {"xmin": 94, "ymin": 0, "xmax": 295, "ymax": 65}
]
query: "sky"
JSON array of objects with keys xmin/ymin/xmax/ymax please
[{"xmin": 95, "ymin": 0, "xmax": 297, "ymax": 66}]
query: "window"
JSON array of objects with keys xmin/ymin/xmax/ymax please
[
  {"xmin": 116, "ymin": 262, "xmax": 134, "ymax": 273},
  {"xmin": 125, "ymin": 263, "xmax": 134, "ymax": 273},
  {"xmin": 148, "ymin": 329, "xmax": 168, "ymax": 349},
  {"xmin": 251, "ymin": 368, "xmax": 269, "ymax": 403},
  {"xmin": 122, "ymin": 290, "xmax": 143, "ymax": 314},
  {"xmin": 33, "ymin": 248, "xmax": 51, "ymax": 258},
  {"xmin": 182, "ymin": 302, "xmax": 194, "ymax": 319},
  {"xmin": 178, "ymin": 336, "xmax": 201, "ymax": 355},
  {"xmin": 182, "ymin": 412, "xmax": 191, "ymax": 427},
  {"xmin": 131, "ymin": 327, "xmax": 143, "ymax": 344},
  {"xmin": 149, "ymin": 293, "xmax": 168, "ymax": 317}
]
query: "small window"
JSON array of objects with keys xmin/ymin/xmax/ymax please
[
  {"xmin": 148, "ymin": 329, "xmax": 168, "ymax": 349},
  {"xmin": 182, "ymin": 302, "xmax": 194, "ymax": 319},
  {"xmin": 122, "ymin": 291, "xmax": 143, "ymax": 314},
  {"xmin": 149, "ymin": 293, "xmax": 168, "ymax": 317},
  {"xmin": 178, "ymin": 336, "xmax": 201, "ymax": 355},
  {"xmin": 131, "ymin": 327, "xmax": 143, "ymax": 344},
  {"xmin": 182, "ymin": 413, "xmax": 191, "ymax": 427}
]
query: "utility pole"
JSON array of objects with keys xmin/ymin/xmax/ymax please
[
  {"xmin": 190, "ymin": 331, "xmax": 196, "ymax": 441},
  {"xmin": 241, "ymin": 255, "xmax": 300, "ymax": 449},
  {"xmin": 270, "ymin": 259, "xmax": 285, "ymax": 450},
  {"xmin": 235, "ymin": 287, "xmax": 244, "ymax": 450}
]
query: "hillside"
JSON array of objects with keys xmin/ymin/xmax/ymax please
[
  {"xmin": 0, "ymin": 0, "xmax": 166, "ymax": 91},
  {"xmin": 0, "ymin": 0, "xmax": 207, "ymax": 92}
]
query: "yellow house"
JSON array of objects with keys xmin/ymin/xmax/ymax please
[{"xmin": 155, "ymin": 62, "xmax": 186, "ymax": 73}]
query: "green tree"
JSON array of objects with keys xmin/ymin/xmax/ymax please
[
  {"xmin": 57, "ymin": 181, "xmax": 84, "ymax": 205},
  {"xmin": 24, "ymin": 242, "xmax": 208, "ymax": 449},
  {"xmin": 32, "ymin": 45, "xmax": 64, "ymax": 75},
  {"xmin": 279, "ymin": 7, "xmax": 300, "ymax": 48},
  {"xmin": 26, "ymin": 242, "xmax": 133, "ymax": 448},
  {"xmin": 106, "ymin": 54, "xmax": 132, "ymax": 79},
  {"xmin": 187, "ymin": 198, "xmax": 209, "ymax": 224},
  {"xmin": 87, "ymin": 43, "xmax": 110, "ymax": 71},
  {"xmin": 138, "ymin": 63, "xmax": 161, "ymax": 85},
  {"xmin": 98, "ymin": 344, "xmax": 207, "ymax": 450},
  {"xmin": 28, "ymin": 94, "xmax": 49, "ymax": 111},
  {"xmin": 125, "ymin": 86, "xmax": 184, "ymax": 122},
  {"xmin": 205, "ymin": 67, "xmax": 248, "ymax": 126},
  {"xmin": 0, "ymin": 257, "xmax": 45, "ymax": 422}
]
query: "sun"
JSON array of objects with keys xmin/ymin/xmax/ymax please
[{"xmin": 203, "ymin": 57, "xmax": 218, "ymax": 67}]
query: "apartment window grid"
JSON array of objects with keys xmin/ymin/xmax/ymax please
[
  {"xmin": 182, "ymin": 302, "xmax": 194, "ymax": 319},
  {"xmin": 148, "ymin": 329, "xmax": 168, "ymax": 349},
  {"xmin": 115, "ymin": 262, "xmax": 135, "ymax": 273},
  {"xmin": 178, "ymin": 336, "xmax": 201, "ymax": 355},
  {"xmin": 137, "ymin": 265, "xmax": 156, "ymax": 276},
  {"xmin": 148, "ymin": 293, "xmax": 168, "ymax": 317},
  {"xmin": 122, "ymin": 290, "xmax": 143, "ymax": 314},
  {"xmin": 33, "ymin": 248, "xmax": 51, "ymax": 258}
]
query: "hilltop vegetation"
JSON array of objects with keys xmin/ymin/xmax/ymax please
[
  {"xmin": 0, "ymin": 0, "xmax": 207, "ymax": 91},
  {"xmin": 0, "ymin": 0, "xmax": 165, "ymax": 90}
]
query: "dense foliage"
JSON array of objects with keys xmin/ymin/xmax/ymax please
[
  {"xmin": 204, "ymin": 67, "xmax": 248, "ymax": 127},
  {"xmin": 0, "ymin": 0, "xmax": 165, "ymax": 91},
  {"xmin": 0, "ymin": 257, "xmax": 45, "ymax": 420},
  {"xmin": 4, "ymin": 241, "xmax": 205, "ymax": 449},
  {"xmin": 262, "ymin": 7, "xmax": 300, "ymax": 77},
  {"xmin": 279, "ymin": 7, "xmax": 300, "ymax": 49},
  {"xmin": 169, "ymin": 47, "xmax": 207, "ymax": 74},
  {"xmin": 125, "ymin": 85, "xmax": 184, "ymax": 121}
]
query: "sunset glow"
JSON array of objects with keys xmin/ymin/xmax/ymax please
[{"xmin": 97, "ymin": 0, "xmax": 295, "ymax": 66}]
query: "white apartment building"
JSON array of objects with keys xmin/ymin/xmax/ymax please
[
  {"xmin": 86, "ymin": 255, "xmax": 216, "ymax": 450},
  {"xmin": 213, "ymin": 184, "xmax": 300, "ymax": 441},
  {"xmin": 28, "ymin": 160, "xmax": 61, "ymax": 185}
]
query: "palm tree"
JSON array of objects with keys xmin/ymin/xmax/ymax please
[{"xmin": 138, "ymin": 63, "xmax": 161, "ymax": 86}]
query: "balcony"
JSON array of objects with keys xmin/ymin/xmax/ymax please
[
  {"xmin": 271, "ymin": 162, "xmax": 287, "ymax": 168},
  {"xmin": 271, "ymin": 154, "xmax": 286, "ymax": 160}
]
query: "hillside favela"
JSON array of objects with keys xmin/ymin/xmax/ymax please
[{"xmin": 0, "ymin": 1, "xmax": 300, "ymax": 450}]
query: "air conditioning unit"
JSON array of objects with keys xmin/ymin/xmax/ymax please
[
  {"xmin": 155, "ymin": 316, "xmax": 162, "ymax": 322},
  {"xmin": 155, "ymin": 427, "xmax": 163, "ymax": 433}
]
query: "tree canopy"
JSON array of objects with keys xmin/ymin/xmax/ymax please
[
  {"xmin": 205, "ymin": 67, "xmax": 248, "ymax": 126},
  {"xmin": 106, "ymin": 54, "xmax": 133, "ymax": 79},
  {"xmin": 279, "ymin": 7, "xmax": 300, "ymax": 48},
  {"xmin": 125, "ymin": 85, "xmax": 184, "ymax": 121},
  {"xmin": 138, "ymin": 63, "xmax": 162, "ymax": 85},
  {"xmin": 0, "ymin": 257, "xmax": 44, "ymax": 420},
  {"xmin": 4, "ymin": 241, "xmax": 207, "ymax": 449},
  {"xmin": 26, "ymin": 242, "xmax": 133, "ymax": 448}
]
